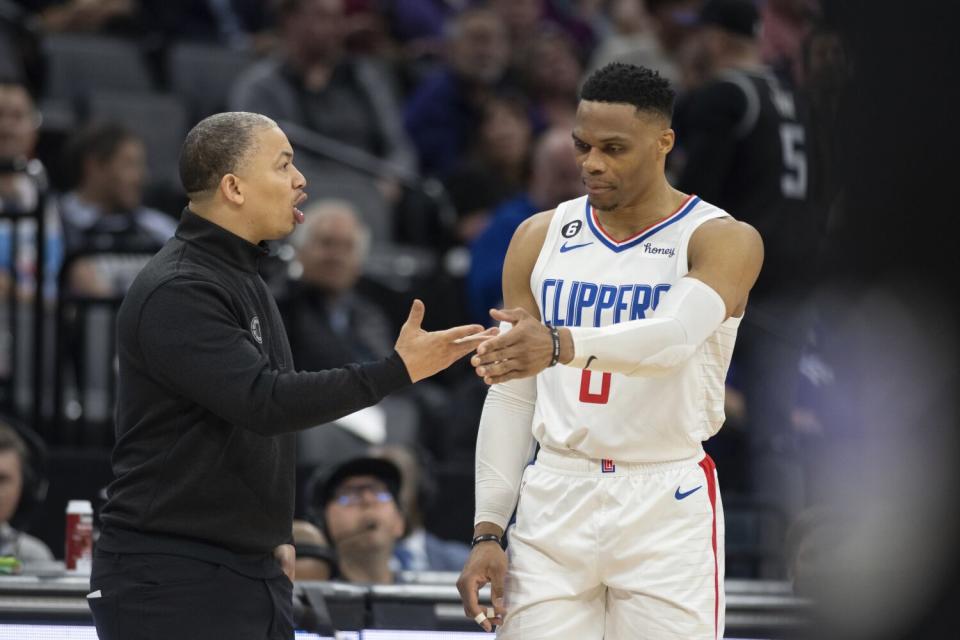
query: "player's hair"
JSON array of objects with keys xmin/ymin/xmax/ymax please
[
  {"xmin": 579, "ymin": 63, "xmax": 675, "ymax": 121},
  {"xmin": 178, "ymin": 112, "xmax": 276, "ymax": 198}
]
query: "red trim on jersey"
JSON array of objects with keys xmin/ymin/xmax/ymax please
[
  {"xmin": 699, "ymin": 454, "xmax": 719, "ymax": 639},
  {"xmin": 590, "ymin": 193, "xmax": 695, "ymax": 245}
]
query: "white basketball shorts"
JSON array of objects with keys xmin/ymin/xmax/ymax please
[{"xmin": 498, "ymin": 447, "xmax": 725, "ymax": 640}]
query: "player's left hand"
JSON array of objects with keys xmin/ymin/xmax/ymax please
[
  {"xmin": 472, "ymin": 307, "xmax": 554, "ymax": 385},
  {"xmin": 274, "ymin": 543, "xmax": 296, "ymax": 583}
]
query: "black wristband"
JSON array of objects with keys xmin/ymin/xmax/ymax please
[
  {"xmin": 471, "ymin": 533, "xmax": 502, "ymax": 548},
  {"xmin": 547, "ymin": 324, "xmax": 560, "ymax": 367}
]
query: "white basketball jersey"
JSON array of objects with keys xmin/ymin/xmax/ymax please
[{"xmin": 530, "ymin": 194, "xmax": 741, "ymax": 462}]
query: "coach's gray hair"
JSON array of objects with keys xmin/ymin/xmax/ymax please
[{"xmin": 179, "ymin": 112, "xmax": 277, "ymax": 198}]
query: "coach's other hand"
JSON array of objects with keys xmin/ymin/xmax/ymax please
[
  {"xmin": 395, "ymin": 300, "xmax": 489, "ymax": 383},
  {"xmin": 457, "ymin": 539, "xmax": 507, "ymax": 632},
  {"xmin": 472, "ymin": 307, "xmax": 573, "ymax": 385},
  {"xmin": 274, "ymin": 544, "xmax": 296, "ymax": 583}
]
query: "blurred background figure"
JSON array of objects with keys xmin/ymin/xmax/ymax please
[
  {"xmin": 759, "ymin": 0, "xmax": 820, "ymax": 87},
  {"xmin": 0, "ymin": 77, "xmax": 61, "ymax": 302},
  {"xmin": 292, "ymin": 518, "xmax": 336, "ymax": 581},
  {"xmin": 587, "ymin": 0, "xmax": 695, "ymax": 90},
  {"xmin": 674, "ymin": 0, "xmax": 822, "ymax": 540},
  {"xmin": 645, "ymin": 0, "xmax": 705, "ymax": 89},
  {"xmin": 308, "ymin": 456, "xmax": 406, "ymax": 585},
  {"xmin": 230, "ymin": 0, "xmax": 415, "ymax": 241},
  {"xmin": 283, "ymin": 200, "xmax": 393, "ymax": 370},
  {"xmin": 58, "ymin": 122, "xmax": 175, "ymax": 297},
  {"xmin": 443, "ymin": 92, "xmax": 534, "ymax": 245},
  {"xmin": 370, "ymin": 444, "xmax": 470, "ymax": 572},
  {"xmin": 404, "ymin": 7, "xmax": 512, "ymax": 178},
  {"xmin": 0, "ymin": 418, "xmax": 53, "ymax": 568},
  {"xmin": 517, "ymin": 27, "xmax": 583, "ymax": 129},
  {"xmin": 466, "ymin": 127, "xmax": 583, "ymax": 325}
]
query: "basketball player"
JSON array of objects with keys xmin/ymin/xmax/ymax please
[
  {"xmin": 456, "ymin": 62, "xmax": 763, "ymax": 639},
  {"xmin": 676, "ymin": 0, "xmax": 822, "ymax": 523}
]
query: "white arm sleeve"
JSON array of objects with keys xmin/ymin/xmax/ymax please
[
  {"xmin": 567, "ymin": 277, "xmax": 727, "ymax": 376},
  {"xmin": 474, "ymin": 323, "xmax": 538, "ymax": 530}
]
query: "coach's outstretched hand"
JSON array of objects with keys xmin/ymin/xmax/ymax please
[
  {"xmin": 395, "ymin": 299, "xmax": 493, "ymax": 383},
  {"xmin": 458, "ymin": 540, "xmax": 507, "ymax": 632},
  {"xmin": 471, "ymin": 307, "xmax": 573, "ymax": 385}
]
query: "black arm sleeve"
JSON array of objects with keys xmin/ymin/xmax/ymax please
[{"xmin": 136, "ymin": 278, "xmax": 411, "ymax": 435}]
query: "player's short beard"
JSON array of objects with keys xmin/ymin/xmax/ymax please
[{"xmin": 588, "ymin": 197, "xmax": 618, "ymax": 212}]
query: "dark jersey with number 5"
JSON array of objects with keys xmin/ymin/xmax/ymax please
[{"xmin": 675, "ymin": 69, "xmax": 822, "ymax": 297}]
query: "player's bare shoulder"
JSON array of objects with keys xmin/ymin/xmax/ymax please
[
  {"xmin": 504, "ymin": 209, "xmax": 555, "ymax": 269},
  {"xmin": 513, "ymin": 209, "xmax": 555, "ymax": 250},
  {"xmin": 691, "ymin": 216, "xmax": 764, "ymax": 267}
]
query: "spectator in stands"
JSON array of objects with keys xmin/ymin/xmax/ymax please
[
  {"xmin": 310, "ymin": 456, "xmax": 406, "ymax": 585},
  {"xmin": 518, "ymin": 27, "xmax": 582, "ymax": 129},
  {"xmin": 487, "ymin": 0, "xmax": 595, "ymax": 60},
  {"xmin": 58, "ymin": 122, "xmax": 176, "ymax": 297},
  {"xmin": 370, "ymin": 444, "xmax": 470, "ymax": 573},
  {"xmin": 283, "ymin": 200, "xmax": 393, "ymax": 370},
  {"xmin": 587, "ymin": 0, "xmax": 658, "ymax": 72},
  {"xmin": 443, "ymin": 93, "xmax": 533, "ymax": 245},
  {"xmin": 759, "ymin": 0, "xmax": 820, "ymax": 86},
  {"xmin": 229, "ymin": 0, "xmax": 416, "ymax": 179},
  {"xmin": 292, "ymin": 518, "xmax": 336, "ymax": 581},
  {"xmin": 644, "ymin": 0, "xmax": 705, "ymax": 89},
  {"xmin": 587, "ymin": 0, "xmax": 685, "ymax": 88},
  {"xmin": 283, "ymin": 200, "xmax": 421, "ymax": 471},
  {"xmin": 403, "ymin": 7, "xmax": 512, "ymax": 177},
  {"xmin": 466, "ymin": 127, "xmax": 582, "ymax": 324},
  {"xmin": 0, "ymin": 420, "xmax": 53, "ymax": 568},
  {"xmin": 380, "ymin": 0, "xmax": 460, "ymax": 61},
  {"xmin": 0, "ymin": 77, "xmax": 62, "ymax": 302}
]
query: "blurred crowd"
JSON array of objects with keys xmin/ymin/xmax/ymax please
[{"xmin": 0, "ymin": 0, "xmax": 857, "ymax": 590}]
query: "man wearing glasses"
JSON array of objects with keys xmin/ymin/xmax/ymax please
[{"xmin": 307, "ymin": 456, "xmax": 406, "ymax": 585}]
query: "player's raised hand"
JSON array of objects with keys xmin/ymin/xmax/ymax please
[
  {"xmin": 471, "ymin": 307, "xmax": 563, "ymax": 385},
  {"xmin": 457, "ymin": 542, "xmax": 507, "ymax": 632},
  {"xmin": 394, "ymin": 300, "xmax": 492, "ymax": 382}
]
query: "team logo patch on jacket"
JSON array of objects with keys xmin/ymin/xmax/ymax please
[{"xmin": 250, "ymin": 316, "xmax": 262, "ymax": 344}]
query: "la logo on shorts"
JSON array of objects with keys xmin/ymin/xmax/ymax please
[
  {"xmin": 601, "ymin": 459, "xmax": 616, "ymax": 473},
  {"xmin": 250, "ymin": 316, "xmax": 262, "ymax": 344}
]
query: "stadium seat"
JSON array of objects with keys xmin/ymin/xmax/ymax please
[
  {"xmin": 167, "ymin": 41, "xmax": 256, "ymax": 122},
  {"xmin": 85, "ymin": 91, "xmax": 188, "ymax": 190},
  {"xmin": 42, "ymin": 34, "xmax": 154, "ymax": 103}
]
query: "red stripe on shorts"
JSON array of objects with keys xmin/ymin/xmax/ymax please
[{"xmin": 699, "ymin": 454, "xmax": 719, "ymax": 639}]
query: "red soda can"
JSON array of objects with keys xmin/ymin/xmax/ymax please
[{"xmin": 65, "ymin": 500, "xmax": 93, "ymax": 573}]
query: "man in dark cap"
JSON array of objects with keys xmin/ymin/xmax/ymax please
[{"xmin": 308, "ymin": 456, "xmax": 405, "ymax": 585}]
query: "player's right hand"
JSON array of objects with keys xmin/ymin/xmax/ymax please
[
  {"xmin": 457, "ymin": 542, "xmax": 507, "ymax": 632},
  {"xmin": 394, "ymin": 299, "xmax": 490, "ymax": 382}
]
